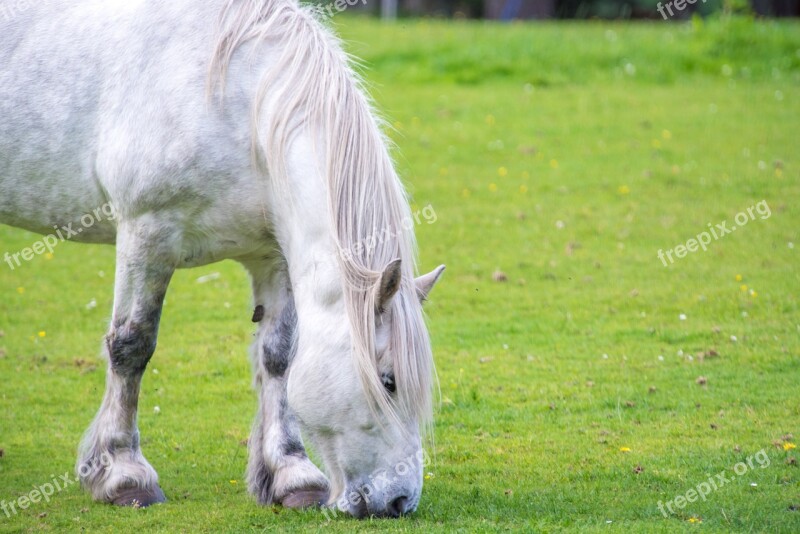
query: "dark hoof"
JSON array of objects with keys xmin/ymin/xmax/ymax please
[
  {"xmin": 112, "ymin": 485, "xmax": 166, "ymax": 508},
  {"xmin": 280, "ymin": 489, "xmax": 329, "ymax": 509}
]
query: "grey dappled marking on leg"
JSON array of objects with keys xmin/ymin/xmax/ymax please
[
  {"xmin": 278, "ymin": 394, "xmax": 306, "ymax": 458},
  {"xmin": 106, "ymin": 305, "xmax": 164, "ymax": 377},
  {"xmin": 262, "ymin": 298, "xmax": 296, "ymax": 377}
]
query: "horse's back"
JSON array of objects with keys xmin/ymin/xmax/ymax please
[{"xmin": 0, "ymin": 0, "xmax": 262, "ymax": 255}]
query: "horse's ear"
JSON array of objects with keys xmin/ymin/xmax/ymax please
[
  {"xmin": 376, "ymin": 259, "xmax": 403, "ymax": 312},
  {"xmin": 415, "ymin": 265, "xmax": 445, "ymax": 304}
]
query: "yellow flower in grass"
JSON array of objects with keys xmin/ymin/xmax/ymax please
[
  {"xmin": 662, "ymin": 129, "xmax": 672, "ymax": 140},
  {"xmin": 618, "ymin": 185, "xmax": 630, "ymax": 195},
  {"xmin": 735, "ymin": 274, "xmax": 743, "ymax": 282},
  {"xmin": 17, "ymin": 287, "xmax": 25, "ymax": 294},
  {"xmin": 784, "ymin": 442, "xmax": 797, "ymax": 451},
  {"xmin": 549, "ymin": 159, "xmax": 559, "ymax": 169},
  {"xmin": 619, "ymin": 447, "xmax": 631, "ymax": 453},
  {"xmin": 38, "ymin": 331, "xmax": 46, "ymax": 338},
  {"xmin": 519, "ymin": 185, "xmax": 528, "ymax": 194},
  {"xmin": 489, "ymin": 183, "xmax": 498, "ymax": 192},
  {"xmin": 498, "ymin": 167, "xmax": 508, "ymax": 177},
  {"xmin": 740, "ymin": 284, "xmax": 748, "ymax": 292},
  {"xmin": 688, "ymin": 517, "xmax": 702, "ymax": 524}
]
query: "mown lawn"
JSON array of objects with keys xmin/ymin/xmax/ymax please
[{"xmin": 1, "ymin": 14, "xmax": 799, "ymax": 533}]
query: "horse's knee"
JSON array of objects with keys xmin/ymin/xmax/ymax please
[
  {"xmin": 261, "ymin": 300, "xmax": 296, "ymax": 377},
  {"xmin": 106, "ymin": 321, "xmax": 158, "ymax": 375}
]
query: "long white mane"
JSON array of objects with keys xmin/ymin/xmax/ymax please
[{"xmin": 209, "ymin": 0, "xmax": 433, "ymax": 427}]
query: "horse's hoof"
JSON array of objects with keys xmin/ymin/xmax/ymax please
[
  {"xmin": 280, "ymin": 489, "xmax": 329, "ymax": 509},
  {"xmin": 112, "ymin": 485, "xmax": 166, "ymax": 508}
]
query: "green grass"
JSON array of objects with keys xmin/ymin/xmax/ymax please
[{"xmin": 2, "ymin": 15, "xmax": 799, "ymax": 533}]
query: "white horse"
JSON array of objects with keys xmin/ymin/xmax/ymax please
[{"xmin": 0, "ymin": 0, "xmax": 444, "ymax": 518}]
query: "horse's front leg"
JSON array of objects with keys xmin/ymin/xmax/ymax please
[
  {"xmin": 245, "ymin": 267, "xmax": 330, "ymax": 508},
  {"xmin": 78, "ymin": 218, "xmax": 179, "ymax": 507}
]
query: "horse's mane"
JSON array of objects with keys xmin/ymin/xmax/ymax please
[{"xmin": 209, "ymin": 0, "xmax": 433, "ymax": 432}]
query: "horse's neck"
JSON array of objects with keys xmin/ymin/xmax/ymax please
[{"xmin": 267, "ymin": 130, "xmax": 343, "ymax": 319}]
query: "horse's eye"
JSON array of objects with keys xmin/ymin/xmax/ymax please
[{"xmin": 381, "ymin": 373, "xmax": 396, "ymax": 394}]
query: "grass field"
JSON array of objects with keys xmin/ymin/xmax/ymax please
[{"xmin": 1, "ymin": 13, "xmax": 799, "ymax": 533}]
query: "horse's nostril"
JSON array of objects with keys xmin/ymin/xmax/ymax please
[
  {"xmin": 352, "ymin": 494, "xmax": 368, "ymax": 519},
  {"xmin": 387, "ymin": 495, "xmax": 409, "ymax": 517}
]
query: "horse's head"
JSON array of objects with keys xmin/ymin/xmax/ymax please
[{"xmin": 286, "ymin": 262, "xmax": 445, "ymax": 518}]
